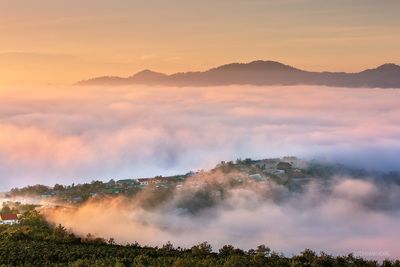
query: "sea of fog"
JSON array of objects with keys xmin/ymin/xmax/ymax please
[{"xmin": 1, "ymin": 85, "xmax": 400, "ymax": 189}]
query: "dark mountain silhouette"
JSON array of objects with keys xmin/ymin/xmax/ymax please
[
  {"xmin": 77, "ymin": 60, "xmax": 400, "ymax": 88},
  {"xmin": 127, "ymin": 69, "xmax": 167, "ymax": 83}
]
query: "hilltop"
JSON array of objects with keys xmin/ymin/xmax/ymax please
[
  {"xmin": 5, "ymin": 156, "xmax": 398, "ymax": 207},
  {"xmin": 77, "ymin": 60, "xmax": 400, "ymax": 88},
  {"xmin": 3, "ymin": 157, "xmax": 309, "ymax": 204}
]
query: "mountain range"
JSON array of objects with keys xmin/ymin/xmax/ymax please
[{"xmin": 77, "ymin": 60, "xmax": 400, "ymax": 88}]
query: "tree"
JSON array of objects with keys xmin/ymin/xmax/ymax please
[
  {"xmin": 1, "ymin": 204, "xmax": 11, "ymax": 213},
  {"xmin": 256, "ymin": 244, "xmax": 270, "ymax": 257},
  {"xmin": 244, "ymin": 158, "xmax": 253, "ymax": 165},
  {"xmin": 53, "ymin": 184, "xmax": 65, "ymax": 191},
  {"xmin": 219, "ymin": 245, "xmax": 236, "ymax": 257},
  {"xmin": 191, "ymin": 242, "xmax": 212, "ymax": 257},
  {"xmin": 162, "ymin": 241, "xmax": 174, "ymax": 252}
]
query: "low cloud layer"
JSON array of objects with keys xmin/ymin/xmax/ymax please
[
  {"xmin": 43, "ymin": 172, "xmax": 400, "ymax": 259},
  {"xmin": 1, "ymin": 85, "xmax": 400, "ymax": 189}
]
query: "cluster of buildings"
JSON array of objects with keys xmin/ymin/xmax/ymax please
[
  {"xmin": 5, "ymin": 157, "xmax": 309, "ymax": 207},
  {"xmin": 109, "ymin": 157, "xmax": 305, "ymax": 192},
  {"xmin": 117, "ymin": 175, "xmax": 187, "ymax": 188},
  {"xmin": 240, "ymin": 157, "xmax": 307, "ymax": 185}
]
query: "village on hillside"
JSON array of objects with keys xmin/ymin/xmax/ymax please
[{"xmin": 1, "ymin": 157, "xmax": 328, "ymax": 223}]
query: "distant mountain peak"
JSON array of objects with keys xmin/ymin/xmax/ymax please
[
  {"xmin": 135, "ymin": 69, "xmax": 154, "ymax": 75},
  {"xmin": 130, "ymin": 69, "xmax": 167, "ymax": 79},
  {"xmin": 374, "ymin": 63, "xmax": 400, "ymax": 71},
  {"xmin": 77, "ymin": 60, "xmax": 400, "ymax": 88},
  {"xmin": 209, "ymin": 60, "xmax": 298, "ymax": 72},
  {"xmin": 249, "ymin": 60, "xmax": 293, "ymax": 67}
]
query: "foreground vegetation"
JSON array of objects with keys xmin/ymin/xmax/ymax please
[{"xmin": 0, "ymin": 211, "xmax": 398, "ymax": 267}]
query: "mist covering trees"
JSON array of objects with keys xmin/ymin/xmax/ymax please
[{"xmin": 0, "ymin": 209, "xmax": 398, "ymax": 266}]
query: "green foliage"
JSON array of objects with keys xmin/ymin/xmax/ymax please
[
  {"xmin": 219, "ymin": 245, "xmax": 244, "ymax": 257},
  {"xmin": 191, "ymin": 242, "xmax": 213, "ymax": 257},
  {"xmin": 0, "ymin": 204, "xmax": 11, "ymax": 214},
  {"xmin": 10, "ymin": 184, "xmax": 50, "ymax": 196},
  {"xmin": 223, "ymin": 255, "xmax": 250, "ymax": 267},
  {"xmin": 0, "ymin": 196, "xmax": 397, "ymax": 267}
]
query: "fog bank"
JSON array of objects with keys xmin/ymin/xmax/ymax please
[{"xmin": 1, "ymin": 85, "xmax": 400, "ymax": 189}]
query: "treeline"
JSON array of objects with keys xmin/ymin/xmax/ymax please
[
  {"xmin": 0, "ymin": 211, "xmax": 398, "ymax": 266},
  {"xmin": 8, "ymin": 180, "xmax": 142, "ymax": 204},
  {"xmin": 8, "ymin": 176, "xmax": 185, "ymax": 204},
  {"xmin": 9, "ymin": 184, "xmax": 50, "ymax": 196}
]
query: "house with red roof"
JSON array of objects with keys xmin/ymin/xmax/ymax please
[{"xmin": 0, "ymin": 213, "xmax": 19, "ymax": 225}]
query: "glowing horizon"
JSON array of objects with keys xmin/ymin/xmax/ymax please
[{"xmin": 1, "ymin": 0, "xmax": 399, "ymax": 85}]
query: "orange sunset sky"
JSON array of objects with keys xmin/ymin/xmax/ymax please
[{"xmin": 0, "ymin": 0, "xmax": 399, "ymax": 86}]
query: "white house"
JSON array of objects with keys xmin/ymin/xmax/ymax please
[{"xmin": 137, "ymin": 178, "xmax": 152, "ymax": 186}]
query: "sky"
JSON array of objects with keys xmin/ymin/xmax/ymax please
[{"xmin": 1, "ymin": 0, "xmax": 400, "ymax": 85}]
